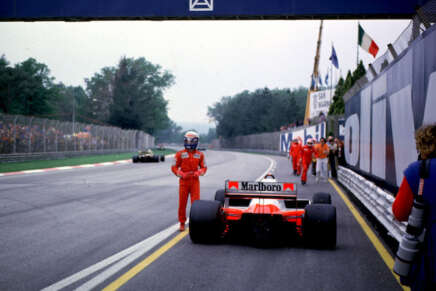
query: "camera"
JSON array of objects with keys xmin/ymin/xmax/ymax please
[
  {"xmin": 393, "ymin": 160, "xmax": 429, "ymax": 278},
  {"xmin": 393, "ymin": 197, "xmax": 426, "ymax": 277}
]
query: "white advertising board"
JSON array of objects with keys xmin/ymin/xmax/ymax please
[{"xmin": 309, "ymin": 89, "xmax": 334, "ymax": 118}]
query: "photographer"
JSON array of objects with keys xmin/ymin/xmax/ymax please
[
  {"xmin": 392, "ymin": 123, "xmax": 436, "ymax": 290},
  {"xmin": 327, "ymin": 136, "xmax": 338, "ymax": 179}
]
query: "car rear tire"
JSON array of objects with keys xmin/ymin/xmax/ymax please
[
  {"xmin": 160, "ymin": 155, "xmax": 165, "ymax": 162},
  {"xmin": 189, "ymin": 200, "xmax": 222, "ymax": 244},
  {"xmin": 132, "ymin": 156, "xmax": 138, "ymax": 163},
  {"xmin": 312, "ymin": 192, "xmax": 331, "ymax": 204},
  {"xmin": 303, "ymin": 204, "xmax": 336, "ymax": 249},
  {"xmin": 154, "ymin": 156, "xmax": 159, "ymax": 162},
  {"xmin": 214, "ymin": 189, "xmax": 225, "ymax": 205}
]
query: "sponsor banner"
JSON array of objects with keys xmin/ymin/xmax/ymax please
[
  {"xmin": 344, "ymin": 25, "xmax": 436, "ymax": 187},
  {"xmin": 309, "ymin": 89, "xmax": 334, "ymax": 119},
  {"xmin": 280, "ymin": 122, "xmax": 326, "ymax": 152}
]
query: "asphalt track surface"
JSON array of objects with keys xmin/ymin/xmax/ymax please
[{"xmin": 0, "ymin": 150, "xmax": 402, "ymax": 291}]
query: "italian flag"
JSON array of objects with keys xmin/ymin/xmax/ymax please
[{"xmin": 358, "ymin": 24, "xmax": 379, "ymax": 58}]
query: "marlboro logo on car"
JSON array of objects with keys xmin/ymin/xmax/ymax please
[{"xmin": 226, "ymin": 181, "xmax": 295, "ymax": 194}]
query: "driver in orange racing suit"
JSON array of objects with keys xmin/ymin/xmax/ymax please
[
  {"xmin": 289, "ymin": 138, "xmax": 302, "ymax": 176},
  {"xmin": 171, "ymin": 131, "xmax": 207, "ymax": 231}
]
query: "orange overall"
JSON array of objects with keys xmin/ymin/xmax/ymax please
[
  {"xmin": 300, "ymin": 145, "xmax": 315, "ymax": 183},
  {"xmin": 171, "ymin": 149, "xmax": 207, "ymax": 224},
  {"xmin": 289, "ymin": 142, "xmax": 302, "ymax": 175}
]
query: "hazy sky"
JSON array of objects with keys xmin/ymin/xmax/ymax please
[{"xmin": 0, "ymin": 19, "xmax": 410, "ymax": 126}]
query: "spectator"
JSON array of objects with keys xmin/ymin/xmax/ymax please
[
  {"xmin": 319, "ymin": 112, "xmax": 326, "ymax": 122},
  {"xmin": 392, "ymin": 123, "xmax": 436, "ymax": 290},
  {"xmin": 311, "ymin": 138, "xmax": 318, "ymax": 176},
  {"xmin": 327, "ymin": 136, "xmax": 338, "ymax": 179},
  {"xmin": 314, "ymin": 137, "xmax": 329, "ymax": 182},
  {"xmin": 335, "ymin": 138, "xmax": 345, "ymax": 166}
]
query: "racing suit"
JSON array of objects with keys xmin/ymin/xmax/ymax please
[
  {"xmin": 300, "ymin": 145, "xmax": 315, "ymax": 183},
  {"xmin": 171, "ymin": 149, "xmax": 207, "ymax": 224},
  {"xmin": 289, "ymin": 142, "xmax": 302, "ymax": 175}
]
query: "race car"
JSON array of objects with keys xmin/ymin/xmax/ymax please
[
  {"xmin": 189, "ymin": 174, "xmax": 336, "ymax": 248},
  {"xmin": 132, "ymin": 149, "xmax": 165, "ymax": 163}
]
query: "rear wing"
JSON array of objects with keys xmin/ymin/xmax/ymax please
[{"xmin": 225, "ymin": 180, "xmax": 297, "ymax": 199}]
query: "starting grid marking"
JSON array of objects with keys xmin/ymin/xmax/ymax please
[{"xmin": 0, "ymin": 154, "xmax": 176, "ymax": 177}]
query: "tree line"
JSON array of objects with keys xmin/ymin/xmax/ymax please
[
  {"xmin": 207, "ymin": 87, "xmax": 307, "ymax": 138},
  {"xmin": 0, "ymin": 55, "xmax": 174, "ymax": 135},
  {"xmin": 328, "ymin": 60, "xmax": 366, "ymax": 115}
]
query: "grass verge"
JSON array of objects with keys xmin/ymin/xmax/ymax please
[{"xmin": 0, "ymin": 149, "xmax": 176, "ymax": 173}]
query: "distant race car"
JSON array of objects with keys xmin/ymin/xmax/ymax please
[
  {"xmin": 197, "ymin": 146, "xmax": 207, "ymax": 151},
  {"xmin": 189, "ymin": 174, "xmax": 336, "ymax": 248},
  {"xmin": 132, "ymin": 149, "xmax": 165, "ymax": 163}
]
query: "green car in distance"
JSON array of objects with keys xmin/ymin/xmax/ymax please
[{"xmin": 132, "ymin": 149, "xmax": 165, "ymax": 163}]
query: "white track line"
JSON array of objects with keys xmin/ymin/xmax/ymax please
[
  {"xmin": 99, "ymin": 162, "xmax": 114, "ymax": 166},
  {"xmin": 78, "ymin": 164, "xmax": 95, "ymax": 168},
  {"xmin": 256, "ymin": 156, "xmax": 276, "ymax": 182},
  {"xmin": 75, "ymin": 223, "xmax": 181, "ymax": 291},
  {"xmin": 22, "ymin": 169, "xmax": 45, "ymax": 174},
  {"xmin": 41, "ymin": 223, "xmax": 180, "ymax": 291},
  {"xmin": 56, "ymin": 167, "xmax": 74, "ymax": 170}
]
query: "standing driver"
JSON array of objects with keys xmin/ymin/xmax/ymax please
[{"xmin": 171, "ymin": 131, "xmax": 207, "ymax": 231}]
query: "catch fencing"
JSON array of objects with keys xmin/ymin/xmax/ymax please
[{"xmin": 0, "ymin": 113, "xmax": 154, "ymax": 155}]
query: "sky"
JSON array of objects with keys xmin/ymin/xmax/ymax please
[{"xmin": 0, "ymin": 19, "xmax": 410, "ymax": 131}]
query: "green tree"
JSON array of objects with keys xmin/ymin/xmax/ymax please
[
  {"xmin": 155, "ymin": 120, "xmax": 184, "ymax": 143},
  {"xmin": 52, "ymin": 83, "xmax": 89, "ymax": 122},
  {"xmin": 200, "ymin": 127, "xmax": 217, "ymax": 143},
  {"xmin": 328, "ymin": 60, "xmax": 366, "ymax": 115},
  {"xmin": 85, "ymin": 67, "xmax": 115, "ymax": 123},
  {"xmin": 208, "ymin": 87, "xmax": 307, "ymax": 138},
  {"xmin": 0, "ymin": 56, "xmax": 58, "ymax": 116},
  {"xmin": 108, "ymin": 57, "xmax": 174, "ymax": 134}
]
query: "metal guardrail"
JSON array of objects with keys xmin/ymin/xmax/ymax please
[{"xmin": 338, "ymin": 166, "xmax": 406, "ymax": 242}]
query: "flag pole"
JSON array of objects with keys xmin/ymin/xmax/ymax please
[
  {"xmin": 330, "ymin": 42, "xmax": 333, "ymax": 99},
  {"xmin": 357, "ymin": 21, "xmax": 360, "ymax": 68}
]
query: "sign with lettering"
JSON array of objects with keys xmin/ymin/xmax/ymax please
[{"xmin": 309, "ymin": 89, "xmax": 334, "ymax": 119}]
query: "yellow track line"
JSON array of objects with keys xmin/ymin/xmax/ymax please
[
  {"xmin": 328, "ymin": 179, "xmax": 409, "ymax": 291},
  {"xmin": 103, "ymin": 230, "xmax": 189, "ymax": 291}
]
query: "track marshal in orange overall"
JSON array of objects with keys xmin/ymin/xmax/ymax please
[
  {"xmin": 289, "ymin": 138, "xmax": 302, "ymax": 176},
  {"xmin": 171, "ymin": 131, "xmax": 207, "ymax": 231}
]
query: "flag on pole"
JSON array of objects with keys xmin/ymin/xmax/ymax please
[
  {"xmin": 358, "ymin": 24, "xmax": 379, "ymax": 58},
  {"xmin": 329, "ymin": 45, "xmax": 339, "ymax": 69}
]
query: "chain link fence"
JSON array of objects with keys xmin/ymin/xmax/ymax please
[{"xmin": 0, "ymin": 113, "xmax": 154, "ymax": 155}]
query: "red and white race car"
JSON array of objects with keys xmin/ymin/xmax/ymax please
[{"xmin": 189, "ymin": 174, "xmax": 336, "ymax": 248}]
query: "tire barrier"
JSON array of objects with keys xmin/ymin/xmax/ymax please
[{"xmin": 338, "ymin": 166, "xmax": 406, "ymax": 242}]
